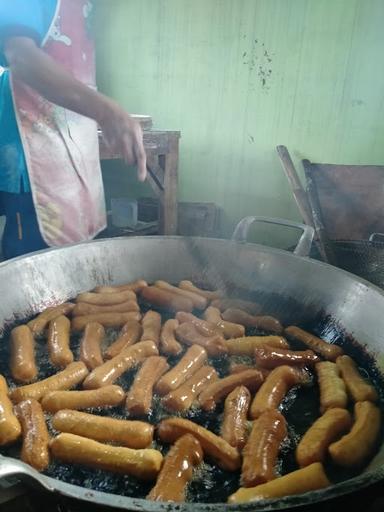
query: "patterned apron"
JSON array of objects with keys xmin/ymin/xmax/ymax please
[{"xmin": 10, "ymin": 0, "xmax": 106, "ymax": 246}]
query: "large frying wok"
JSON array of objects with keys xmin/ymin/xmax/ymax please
[{"xmin": 0, "ymin": 219, "xmax": 383, "ymax": 511}]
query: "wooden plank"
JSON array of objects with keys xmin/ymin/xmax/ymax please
[{"xmin": 159, "ymin": 133, "xmax": 179, "ymax": 235}]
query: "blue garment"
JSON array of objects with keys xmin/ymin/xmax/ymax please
[{"xmin": 0, "ymin": 0, "xmax": 57, "ymax": 193}]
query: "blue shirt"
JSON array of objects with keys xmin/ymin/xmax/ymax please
[{"xmin": 0, "ymin": 0, "xmax": 57, "ymax": 193}]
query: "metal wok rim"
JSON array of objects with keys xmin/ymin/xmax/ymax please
[{"xmin": 1, "ymin": 236, "xmax": 384, "ymax": 510}]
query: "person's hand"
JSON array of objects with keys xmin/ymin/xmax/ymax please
[{"xmin": 99, "ymin": 101, "xmax": 147, "ymax": 182}]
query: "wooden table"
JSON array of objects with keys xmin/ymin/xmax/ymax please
[{"xmin": 99, "ymin": 129, "xmax": 181, "ymax": 235}]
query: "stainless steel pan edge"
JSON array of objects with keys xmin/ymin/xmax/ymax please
[{"xmin": 0, "ymin": 235, "xmax": 384, "ymax": 510}]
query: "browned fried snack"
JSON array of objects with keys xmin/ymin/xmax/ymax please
[
  {"xmin": 15, "ymin": 398, "xmax": 49, "ymax": 471},
  {"xmin": 76, "ymin": 290, "xmax": 136, "ymax": 305},
  {"xmin": 162, "ymin": 366, "xmax": 218, "ymax": 412},
  {"xmin": 250, "ymin": 365, "xmax": 301, "ymax": 419},
  {"xmin": 41, "ymin": 385, "xmax": 125, "ymax": 413},
  {"xmin": 48, "ymin": 315, "xmax": 73, "ymax": 368},
  {"xmin": 141, "ymin": 310, "xmax": 162, "ymax": 345},
  {"xmin": 160, "ymin": 319, "xmax": 182, "ymax": 356},
  {"xmin": 329, "ymin": 401, "xmax": 381, "ymax": 467},
  {"xmin": 104, "ymin": 320, "xmax": 142, "ymax": 359},
  {"xmin": 141, "ymin": 286, "xmax": 194, "ymax": 313},
  {"xmin": 148, "ymin": 434, "xmax": 203, "ymax": 502},
  {"xmin": 158, "ymin": 417, "xmax": 241, "ymax": 471},
  {"xmin": 11, "ymin": 361, "xmax": 89, "ymax": 403},
  {"xmin": 285, "ymin": 326, "xmax": 343, "ymax": 361},
  {"xmin": 204, "ymin": 307, "xmax": 245, "ymax": 338},
  {"xmin": 50, "ymin": 433, "xmax": 162, "ymax": 479},
  {"xmin": 225, "ymin": 335, "xmax": 289, "ymax": 356},
  {"xmin": 296, "ymin": 408, "xmax": 352, "ymax": 467},
  {"xmin": 254, "ymin": 346, "xmax": 320, "ymax": 369},
  {"xmin": 0, "ymin": 375, "xmax": 21, "ymax": 445},
  {"xmin": 93, "ymin": 280, "xmax": 148, "ymax": 294},
  {"xmin": 222, "ymin": 308, "xmax": 283, "ymax": 334},
  {"xmin": 336, "ymin": 355, "xmax": 378, "ymax": 402},
  {"xmin": 316, "ymin": 361, "xmax": 348, "ymax": 413},
  {"xmin": 79, "ymin": 322, "xmax": 105, "ymax": 370},
  {"xmin": 27, "ymin": 303, "xmax": 75, "ymax": 335},
  {"xmin": 72, "ymin": 312, "xmax": 141, "ymax": 331},
  {"xmin": 83, "ymin": 341, "xmax": 158, "ymax": 389},
  {"xmin": 211, "ymin": 298, "xmax": 261, "ymax": 315},
  {"xmin": 155, "ymin": 280, "xmax": 207, "ymax": 310},
  {"xmin": 72, "ymin": 300, "xmax": 139, "ymax": 316},
  {"xmin": 126, "ymin": 356, "xmax": 169, "ymax": 415},
  {"xmin": 175, "ymin": 322, "xmax": 227, "ymax": 356},
  {"xmin": 221, "ymin": 386, "xmax": 251, "ymax": 449},
  {"xmin": 155, "ymin": 345, "xmax": 207, "ymax": 396},
  {"xmin": 178, "ymin": 280, "xmax": 223, "ymax": 301},
  {"xmin": 241, "ymin": 410, "xmax": 287, "ymax": 487},
  {"xmin": 228, "ymin": 463, "xmax": 330, "ymax": 503},
  {"xmin": 52, "ymin": 409, "xmax": 154, "ymax": 448},
  {"xmin": 175, "ymin": 311, "xmax": 219, "ymax": 337},
  {"xmin": 198, "ymin": 369, "xmax": 264, "ymax": 411},
  {"xmin": 10, "ymin": 325, "xmax": 37, "ymax": 383}
]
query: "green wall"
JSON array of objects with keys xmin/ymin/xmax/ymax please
[{"xmin": 95, "ymin": 0, "xmax": 384, "ymax": 244}]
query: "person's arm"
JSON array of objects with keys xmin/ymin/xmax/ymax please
[{"xmin": 4, "ymin": 36, "xmax": 146, "ymax": 181}]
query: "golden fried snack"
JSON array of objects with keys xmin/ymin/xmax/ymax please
[
  {"xmin": 72, "ymin": 300, "xmax": 139, "ymax": 316},
  {"xmin": 83, "ymin": 340, "xmax": 158, "ymax": 390},
  {"xmin": 222, "ymin": 308, "xmax": 283, "ymax": 334},
  {"xmin": 162, "ymin": 366, "xmax": 218, "ymax": 412},
  {"xmin": 329, "ymin": 401, "xmax": 381, "ymax": 467},
  {"xmin": 104, "ymin": 320, "xmax": 142, "ymax": 359},
  {"xmin": 27, "ymin": 303, "xmax": 75, "ymax": 335},
  {"xmin": 15, "ymin": 398, "xmax": 49, "ymax": 471},
  {"xmin": 11, "ymin": 361, "xmax": 89, "ymax": 403},
  {"xmin": 175, "ymin": 311, "xmax": 219, "ymax": 337},
  {"xmin": 158, "ymin": 417, "xmax": 241, "ymax": 471},
  {"xmin": 148, "ymin": 434, "xmax": 203, "ymax": 502},
  {"xmin": 316, "ymin": 361, "xmax": 348, "ymax": 413},
  {"xmin": 175, "ymin": 323, "xmax": 227, "ymax": 356},
  {"xmin": 79, "ymin": 322, "xmax": 105, "ymax": 370},
  {"xmin": 178, "ymin": 280, "xmax": 223, "ymax": 301},
  {"xmin": 48, "ymin": 315, "xmax": 73, "ymax": 368},
  {"xmin": 160, "ymin": 319, "xmax": 182, "ymax": 356},
  {"xmin": 0, "ymin": 375, "xmax": 21, "ymax": 445},
  {"xmin": 155, "ymin": 280, "xmax": 208, "ymax": 310},
  {"xmin": 41, "ymin": 385, "xmax": 125, "ymax": 413},
  {"xmin": 10, "ymin": 325, "xmax": 37, "ymax": 383},
  {"xmin": 76, "ymin": 289, "xmax": 136, "ymax": 305},
  {"xmin": 155, "ymin": 345, "xmax": 207, "ymax": 396},
  {"xmin": 221, "ymin": 386, "xmax": 251, "ymax": 449},
  {"xmin": 198, "ymin": 369, "xmax": 264, "ymax": 411},
  {"xmin": 141, "ymin": 310, "xmax": 162, "ymax": 345},
  {"xmin": 204, "ymin": 307, "xmax": 245, "ymax": 338},
  {"xmin": 336, "ymin": 355, "xmax": 378, "ymax": 402},
  {"xmin": 254, "ymin": 346, "xmax": 320, "ymax": 369},
  {"xmin": 250, "ymin": 365, "xmax": 301, "ymax": 419},
  {"xmin": 228, "ymin": 462, "xmax": 330, "ymax": 503},
  {"xmin": 94, "ymin": 280, "xmax": 148, "ymax": 294},
  {"xmin": 52, "ymin": 409, "xmax": 154, "ymax": 448},
  {"xmin": 50, "ymin": 433, "xmax": 162, "ymax": 479},
  {"xmin": 285, "ymin": 326, "xmax": 343, "ymax": 361},
  {"xmin": 242, "ymin": 410, "xmax": 287, "ymax": 487},
  {"xmin": 126, "ymin": 356, "xmax": 169, "ymax": 415},
  {"xmin": 296, "ymin": 408, "xmax": 352, "ymax": 467},
  {"xmin": 225, "ymin": 336, "xmax": 289, "ymax": 356},
  {"xmin": 141, "ymin": 286, "xmax": 194, "ymax": 313},
  {"xmin": 72, "ymin": 312, "xmax": 141, "ymax": 332},
  {"xmin": 211, "ymin": 298, "xmax": 261, "ymax": 315}
]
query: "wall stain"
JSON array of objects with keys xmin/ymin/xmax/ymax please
[{"xmin": 242, "ymin": 38, "xmax": 273, "ymax": 90}]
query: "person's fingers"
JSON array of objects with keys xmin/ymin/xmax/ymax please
[
  {"xmin": 134, "ymin": 134, "xmax": 147, "ymax": 182},
  {"xmin": 121, "ymin": 133, "xmax": 135, "ymax": 166}
]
